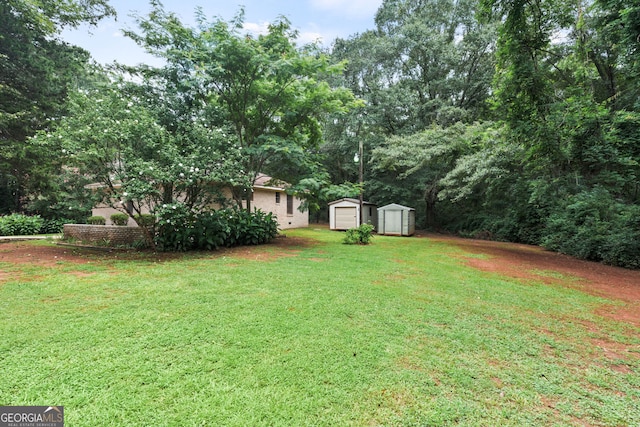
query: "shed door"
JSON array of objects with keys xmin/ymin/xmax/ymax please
[
  {"xmin": 384, "ymin": 211, "xmax": 402, "ymax": 235},
  {"xmin": 335, "ymin": 207, "xmax": 357, "ymax": 230}
]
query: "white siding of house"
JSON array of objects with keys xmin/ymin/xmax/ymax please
[
  {"xmin": 92, "ymin": 187, "xmax": 308, "ymax": 230},
  {"xmin": 248, "ymin": 188, "xmax": 309, "ymax": 230}
]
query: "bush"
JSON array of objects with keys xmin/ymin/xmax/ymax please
[
  {"xmin": 134, "ymin": 214, "xmax": 156, "ymax": 227},
  {"xmin": 541, "ymin": 188, "xmax": 640, "ymax": 269},
  {"xmin": 225, "ymin": 208, "xmax": 279, "ymax": 247},
  {"xmin": 40, "ymin": 218, "xmax": 73, "ymax": 234},
  {"xmin": 110, "ymin": 213, "xmax": 130, "ymax": 226},
  {"xmin": 87, "ymin": 216, "xmax": 106, "ymax": 225},
  {"xmin": 0, "ymin": 214, "xmax": 44, "ymax": 236},
  {"xmin": 153, "ymin": 204, "xmax": 279, "ymax": 252},
  {"xmin": 343, "ymin": 223, "xmax": 375, "ymax": 245}
]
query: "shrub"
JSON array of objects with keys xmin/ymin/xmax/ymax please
[
  {"xmin": 541, "ymin": 188, "xmax": 640, "ymax": 269},
  {"xmin": 153, "ymin": 204, "xmax": 196, "ymax": 251},
  {"xmin": 0, "ymin": 214, "xmax": 44, "ymax": 236},
  {"xmin": 153, "ymin": 204, "xmax": 279, "ymax": 252},
  {"xmin": 343, "ymin": 223, "xmax": 375, "ymax": 245},
  {"xmin": 40, "ymin": 218, "xmax": 73, "ymax": 234},
  {"xmin": 225, "ymin": 208, "xmax": 279, "ymax": 247},
  {"xmin": 134, "ymin": 214, "xmax": 156, "ymax": 227},
  {"xmin": 110, "ymin": 213, "xmax": 129, "ymax": 226},
  {"xmin": 87, "ymin": 216, "xmax": 106, "ymax": 225}
]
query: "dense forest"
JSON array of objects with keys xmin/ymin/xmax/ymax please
[{"xmin": 1, "ymin": 0, "xmax": 639, "ymax": 266}]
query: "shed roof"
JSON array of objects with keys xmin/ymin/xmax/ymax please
[
  {"xmin": 378, "ymin": 203, "xmax": 415, "ymax": 211},
  {"xmin": 328, "ymin": 198, "xmax": 377, "ymax": 206}
]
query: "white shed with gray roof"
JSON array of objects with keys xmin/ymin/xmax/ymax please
[
  {"xmin": 377, "ymin": 204, "xmax": 415, "ymax": 236},
  {"xmin": 328, "ymin": 198, "xmax": 377, "ymax": 230}
]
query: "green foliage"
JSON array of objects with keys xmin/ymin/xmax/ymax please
[
  {"xmin": 290, "ymin": 173, "xmax": 361, "ymax": 217},
  {"xmin": 542, "ymin": 188, "xmax": 640, "ymax": 269},
  {"xmin": 87, "ymin": 216, "xmax": 106, "ymax": 225},
  {"xmin": 110, "ymin": 213, "xmax": 129, "ymax": 226},
  {"xmin": 22, "ymin": 170, "xmax": 95, "ymax": 225},
  {"xmin": 40, "ymin": 218, "xmax": 72, "ymax": 234},
  {"xmin": 134, "ymin": 214, "xmax": 156, "ymax": 227},
  {"xmin": 0, "ymin": 214, "xmax": 44, "ymax": 236},
  {"xmin": 126, "ymin": 5, "xmax": 359, "ymax": 210},
  {"xmin": 42, "ymin": 80, "xmax": 242, "ymax": 218},
  {"xmin": 0, "ymin": 0, "xmax": 114, "ymax": 213},
  {"xmin": 371, "ymin": 122, "xmax": 503, "ymax": 228},
  {"xmin": 343, "ymin": 223, "xmax": 375, "ymax": 245},
  {"xmin": 153, "ymin": 204, "xmax": 279, "ymax": 252}
]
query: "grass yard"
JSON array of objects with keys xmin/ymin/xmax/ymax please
[{"xmin": 1, "ymin": 228, "xmax": 638, "ymax": 426}]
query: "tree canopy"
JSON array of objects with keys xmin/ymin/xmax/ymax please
[
  {"xmin": 0, "ymin": 0, "xmax": 114, "ymax": 215},
  {"xmin": 3, "ymin": 0, "xmax": 640, "ymax": 265},
  {"xmin": 125, "ymin": 5, "xmax": 360, "ymax": 210},
  {"xmin": 36, "ymin": 3, "xmax": 360, "ymax": 230}
]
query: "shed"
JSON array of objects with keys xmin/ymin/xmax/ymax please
[
  {"xmin": 377, "ymin": 204, "xmax": 415, "ymax": 236},
  {"xmin": 328, "ymin": 198, "xmax": 378, "ymax": 230}
]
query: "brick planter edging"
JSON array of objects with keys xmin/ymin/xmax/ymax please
[{"xmin": 63, "ymin": 224, "xmax": 147, "ymax": 246}]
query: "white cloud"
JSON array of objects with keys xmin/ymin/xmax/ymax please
[
  {"xmin": 297, "ymin": 30, "xmax": 326, "ymax": 45},
  {"xmin": 243, "ymin": 21, "xmax": 329, "ymax": 47},
  {"xmin": 309, "ymin": 0, "xmax": 382, "ymax": 19},
  {"xmin": 242, "ymin": 21, "xmax": 271, "ymax": 36}
]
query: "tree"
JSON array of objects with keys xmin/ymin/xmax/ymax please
[
  {"xmin": 37, "ymin": 76, "xmax": 244, "ymax": 227},
  {"xmin": 0, "ymin": 0, "xmax": 115, "ymax": 214},
  {"xmin": 374, "ymin": 0, "xmax": 497, "ymax": 125},
  {"xmin": 323, "ymin": 0, "xmax": 497, "ymax": 222},
  {"xmin": 125, "ymin": 5, "xmax": 359, "ymax": 211},
  {"xmin": 370, "ymin": 121, "xmax": 505, "ymax": 228}
]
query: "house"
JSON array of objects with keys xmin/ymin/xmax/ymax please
[
  {"xmin": 247, "ymin": 174, "xmax": 308, "ymax": 229},
  {"xmin": 328, "ymin": 198, "xmax": 377, "ymax": 231},
  {"xmin": 90, "ymin": 174, "xmax": 308, "ymax": 230}
]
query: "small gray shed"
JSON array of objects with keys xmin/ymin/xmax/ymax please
[
  {"xmin": 377, "ymin": 203, "xmax": 415, "ymax": 236},
  {"xmin": 329, "ymin": 198, "xmax": 377, "ymax": 231}
]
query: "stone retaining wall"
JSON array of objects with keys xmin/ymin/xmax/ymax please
[{"xmin": 63, "ymin": 224, "xmax": 147, "ymax": 246}]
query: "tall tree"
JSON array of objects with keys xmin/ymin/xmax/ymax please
[
  {"xmin": 325, "ymin": 0, "xmax": 497, "ymax": 225},
  {"xmin": 126, "ymin": 5, "xmax": 359, "ymax": 211},
  {"xmin": 375, "ymin": 0, "xmax": 497, "ymax": 125},
  {"xmin": 0, "ymin": 0, "xmax": 115, "ymax": 214},
  {"xmin": 39, "ymin": 77, "xmax": 243, "ymax": 223}
]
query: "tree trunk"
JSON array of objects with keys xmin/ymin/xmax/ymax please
[{"xmin": 424, "ymin": 184, "xmax": 438, "ymax": 228}]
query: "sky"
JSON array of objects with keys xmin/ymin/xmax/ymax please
[{"xmin": 61, "ymin": 0, "xmax": 383, "ymax": 67}]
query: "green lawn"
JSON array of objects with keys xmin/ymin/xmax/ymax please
[{"xmin": 1, "ymin": 228, "xmax": 638, "ymax": 426}]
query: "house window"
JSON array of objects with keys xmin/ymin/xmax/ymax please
[
  {"xmin": 275, "ymin": 192, "xmax": 281, "ymax": 204},
  {"xmin": 287, "ymin": 194, "xmax": 294, "ymax": 215}
]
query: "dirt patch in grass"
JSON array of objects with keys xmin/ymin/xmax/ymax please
[
  {"xmin": 0, "ymin": 235, "xmax": 316, "ymax": 271},
  {"xmin": 0, "ymin": 242, "xmax": 93, "ymax": 267},
  {"xmin": 212, "ymin": 236, "xmax": 315, "ymax": 262},
  {"xmin": 427, "ymin": 234, "xmax": 640, "ymax": 326}
]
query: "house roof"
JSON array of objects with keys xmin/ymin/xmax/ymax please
[
  {"xmin": 328, "ymin": 198, "xmax": 377, "ymax": 206},
  {"xmin": 253, "ymin": 174, "xmax": 288, "ymax": 192}
]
